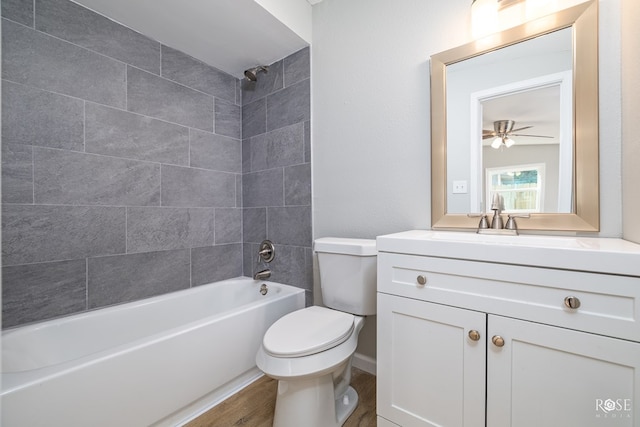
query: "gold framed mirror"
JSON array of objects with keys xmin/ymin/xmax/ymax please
[{"xmin": 431, "ymin": 0, "xmax": 598, "ymax": 232}]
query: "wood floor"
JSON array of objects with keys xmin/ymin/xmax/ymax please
[{"xmin": 185, "ymin": 368, "xmax": 376, "ymax": 427}]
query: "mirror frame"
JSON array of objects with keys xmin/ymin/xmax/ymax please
[{"xmin": 431, "ymin": 0, "xmax": 599, "ymax": 232}]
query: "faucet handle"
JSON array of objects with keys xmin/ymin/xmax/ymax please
[
  {"xmin": 467, "ymin": 213, "xmax": 489, "ymax": 230},
  {"xmin": 505, "ymin": 213, "xmax": 530, "ymax": 231},
  {"xmin": 257, "ymin": 240, "xmax": 275, "ymax": 263}
]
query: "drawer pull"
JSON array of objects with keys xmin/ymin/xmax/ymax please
[
  {"xmin": 492, "ymin": 335, "xmax": 505, "ymax": 347},
  {"xmin": 468, "ymin": 330, "xmax": 481, "ymax": 341},
  {"xmin": 564, "ymin": 296, "xmax": 581, "ymax": 309},
  {"xmin": 417, "ymin": 275, "xmax": 428, "ymax": 286}
]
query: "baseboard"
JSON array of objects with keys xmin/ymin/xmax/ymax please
[{"xmin": 352, "ymin": 352, "xmax": 376, "ymax": 375}]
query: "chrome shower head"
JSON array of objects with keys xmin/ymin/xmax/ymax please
[{"xmin": 244, "ymin": 65, "xmax": 269, "ymax": 81}]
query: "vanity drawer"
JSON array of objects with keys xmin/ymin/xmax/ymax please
[{"xmin": 377, "ymin": 252, "xmax": 640, "ymax": 342}]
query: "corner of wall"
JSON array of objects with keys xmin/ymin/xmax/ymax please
[
  {"xmin": 254, "ymin": 0, "xmax": 312, "ymax": 44},
  {"xmin": 621, "ymin": 0, "xmax": 640, "ymax": 243}
]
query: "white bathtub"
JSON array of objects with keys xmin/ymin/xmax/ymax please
[{"xmin": 1, "ymin": 277, "xmax": 305, "ymax": 427}]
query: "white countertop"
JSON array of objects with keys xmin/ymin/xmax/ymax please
[{"xmin": 376, "ymin": 230, "xmax": 640, "ymax": 276}]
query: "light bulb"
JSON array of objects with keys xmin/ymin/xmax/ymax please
[
  {"xmin": 504, "ymin": 137, "xmax": 515, "ymax": 148},
  {"xmin": 471, "ymin": 0, "xmax": 499, "ymax": 39},
  {"xmin": 491, "ymin": 137, "xmax": 503, "ymax": 149}
]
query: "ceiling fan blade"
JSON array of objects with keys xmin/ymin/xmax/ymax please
[
  {"xmin": 510, "ymin": 133, "xmax": 554, "ymax": 138},
  {"xmin": 510, "ymin": 126, "xmax": 533, "ymax": 132}
]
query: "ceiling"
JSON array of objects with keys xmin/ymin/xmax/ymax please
[{"xmin": 72, "ymin": 0, "xmax": 310, "ymax": 79}]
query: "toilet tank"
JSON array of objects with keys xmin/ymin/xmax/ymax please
[{"xmin": 314, "ymin": 237, "xmax": 377, "ymax": 316}]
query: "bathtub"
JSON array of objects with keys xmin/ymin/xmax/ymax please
[{"xmin": 1, "ymin": 277, "xmax": 305, "ymax": 427}]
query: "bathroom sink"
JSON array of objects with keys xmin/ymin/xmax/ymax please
[
  {"xmin": 377, "ymin": 230, "xmax": 640, "ymax": 276},
  {"xmin": 428, "ymin": 231, "xmax": 599, "ymax": 249}
]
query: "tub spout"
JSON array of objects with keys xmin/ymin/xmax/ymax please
[{"xmin": 254, "ymin": 269, "xmax": 271, "ymax": 280}]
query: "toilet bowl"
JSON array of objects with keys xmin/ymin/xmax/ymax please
[
  {"xmin": 256, "ymin": 307, "xmax": 365, "ymax": 427},
  {"xmin": 256, "ymin": 237, "xmax": 377, "ymax": 427}
]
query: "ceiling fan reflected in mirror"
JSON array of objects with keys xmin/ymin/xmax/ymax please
[{"xmin": 483, "ymin": 119, "xmax": 553, "ymax": 149}]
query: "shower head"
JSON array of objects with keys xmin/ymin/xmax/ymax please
[{"xmin": 244, "ymin": 65, "xmax": 269, "ymax": 81}]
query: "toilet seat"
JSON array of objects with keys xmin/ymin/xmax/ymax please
[{"xmin": 263, "ymin": 306, "xmax": 355, "ymax": 358}]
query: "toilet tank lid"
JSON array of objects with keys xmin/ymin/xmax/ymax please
[{"xmin": 314, "ymin": 237, "xmax": 377, "ymax": 256}]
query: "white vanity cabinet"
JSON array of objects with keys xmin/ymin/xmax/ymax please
[{"xmin": 376, "ymin": 230, "xmax": 640, "ymax": 427}]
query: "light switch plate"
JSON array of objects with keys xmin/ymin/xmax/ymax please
[{"xmin": 453, "ymin": 180, "xmax": 468, "ymax": 194}]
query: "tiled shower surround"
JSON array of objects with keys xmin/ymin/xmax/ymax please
[{"xmin": 1, "ymin": 0, "xmax": 311, "ymax": 328}]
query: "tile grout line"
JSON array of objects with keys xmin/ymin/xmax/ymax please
[
  {"xmin": 125, "ymin": 207, "xmax": 128, "ymax": 254},
  {"xmin": 5, "ymin": 16, "xmax": 237, "ymax": 101},
  {"xmin": 159, "ymin": 163, "xmax": 163, "ymax": 208},
  {"xmin": 85, "ymin": 258, "xmax": 89, "ymax": 310},
  {"xmin": 23, "ymin": 144, "xmax": 242, "ymax": 177},
  {"xmin": 282, "ymin": 167, "xmax": 286, "ymax": 207},
  {"xmin": 83, "ymin": 100, "xmax": 86, "ymax": 152},
  {"xmin": 125, "ymin": 64, "xmax": 128, "ymax": 111},
  {"xmin": 1, "ymin": 77, "xmax": 206, "ymax": 134},
  {"xmin": 4, "ymin": 12, "xmax": 254, "ymax": 106},
  {"xmin": 31, "ymin": 144, "xmax": 36, "ymax": 203},
  {"xmin": 1, "ymin": 28, "xmax": 233, "ymax": 113}
]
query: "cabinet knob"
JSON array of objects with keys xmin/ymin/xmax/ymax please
[
  {"xmin": 468, "ymin": 330, "xmax": 481, "ymax": 341},
  {"xmin": 492, "ymin": 335, "xmax": 505, "ymax": 347},
  {"xmin": 417, "ymin": 275, "xmax": 427, "ymax": 286},
  {"xmin": 564, "ymin": 296, "xmax": 581, "ymax": 309}
]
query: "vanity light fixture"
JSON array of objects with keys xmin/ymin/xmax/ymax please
[
  {"xmin": 471, "ymin": 0, "xmax": 499, "ymax": 39},
  {"xmin": 498, "ymin": 0, "xmax": 526, "ymax": 11},
  {"xmin": 472, "ymin": 0, "xmax": 559, "ymax": 39}
]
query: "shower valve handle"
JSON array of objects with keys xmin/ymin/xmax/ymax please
[{"xmin": 257, "ymin": 240, "xmax": 275, "ymax": 263}]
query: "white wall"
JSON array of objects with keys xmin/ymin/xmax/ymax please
[
  {"xmin": 312, "ymin": 0, "xmax": 471, "ymax": 240},
  {"xmin": 622, "ymin": 0, "xmax": 640, "ymax": 243},
  {"xmin": 311, "ymin": 0, "xmax": 471, "ymax": 361},
  {"xmin": 597, "ymin": 0, "xmax": 623, "ymax": 238},
  {"xmin": 311, "ymin": 0, "xmax": 624, "ymax": 362}
]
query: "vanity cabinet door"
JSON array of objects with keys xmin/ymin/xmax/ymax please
[
  {"xmin": 377, "ymin": 293, "xmax": 486, "ymax": 427},
  {"xmin": 487, "ymin": 315, "xmax": 640, "ymax": 427}
]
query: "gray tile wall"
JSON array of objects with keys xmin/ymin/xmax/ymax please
[
  {"xmin": 1, "ymin": 0, "xmax": 312, "ymax": 328},
  {"xmin": 1, "ymin": 0, "xmax": 246, "ymax": 328},
  {"xmin": 241, "ymin": 47, "xmax": 313, "ymax": 305}
]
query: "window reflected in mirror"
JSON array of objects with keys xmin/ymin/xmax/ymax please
[{"xmin": 486, "ymin": 164, "xmax": 545, "ymax": 213}]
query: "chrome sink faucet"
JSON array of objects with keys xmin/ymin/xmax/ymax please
[
  {"xmin": 468, "ymin": 193, "xmax": 529, "ymax": 235},
  {"xmin": 490, "ymin": 193, "xmax": 505, "ymax": 229}
]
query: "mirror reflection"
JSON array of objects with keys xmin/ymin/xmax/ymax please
[{"xmin": 445, "ymin": 27, "xmax": 573, "ymax": 215}]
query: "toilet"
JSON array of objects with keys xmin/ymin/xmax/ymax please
[{"xmin": 256, "ymin": 237, "xmax": 377, "ymax": 427}]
